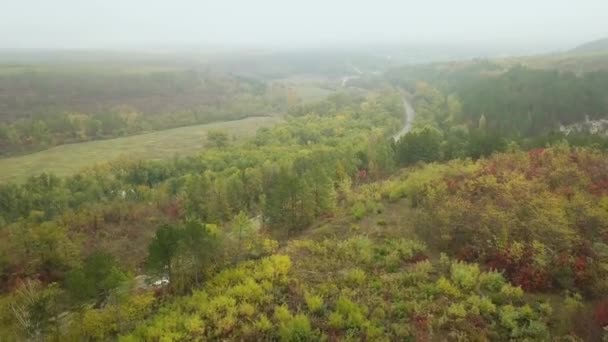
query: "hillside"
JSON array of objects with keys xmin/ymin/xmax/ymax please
[
  {"xmin": 0, "ymin": 80, "xmax": 607, "ymax": 340},
  {"xmin": 570, "ymin": 37, "xmax": 608, "ymax": 54},
  {"xmin": 13, "ymin": 146, "xmax": 603, "ymax": 341}
]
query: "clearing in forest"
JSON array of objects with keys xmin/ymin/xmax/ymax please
[{"xmin": 0, "ymin": 116, "xmax": 278, "ymax": 183}]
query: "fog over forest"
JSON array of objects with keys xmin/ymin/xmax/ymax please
[{"xmin": 1, "ymin": 0, "xmax": 606, "ymax": 53}]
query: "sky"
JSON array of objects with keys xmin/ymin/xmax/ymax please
[{"xmin": 1, "ymin": 0, "xmax": 606, "ymax": 50}]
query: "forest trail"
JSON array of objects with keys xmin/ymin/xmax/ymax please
[
  {"xmin": 339, "ymin": 63, "xmax": 415, "ymax": 141},
  {"xmin": 392, "ymin": 95, "xmax": 417, "ymax": 141}
]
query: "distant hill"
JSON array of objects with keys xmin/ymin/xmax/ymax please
[{"xmin": 570, "ymin": 37, "xmax": 608, "ymax": 53}]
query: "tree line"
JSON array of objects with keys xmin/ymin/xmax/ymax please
[{"xmin": 0, "ymin": 67, "xmax": 297, "ymax": 156}]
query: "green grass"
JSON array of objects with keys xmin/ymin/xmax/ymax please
[
  {"xmin": 273, "ymin": 74, "xmax": 336, "ymax": 103},
  {"xmin": 497, "ymin": 51, "xmax": 608, "ymax": 72},
  {"xmin": 0, "ymin": 117, "xmax": 278, "ymax": 183},
  {"xmin": 296, "ymin": 84, "xmax": 335, "ymax": 103}
]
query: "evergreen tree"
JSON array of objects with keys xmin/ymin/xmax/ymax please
[{"xmin": 147, "ymin": 224, "xmax": 181, "ymax": 283}]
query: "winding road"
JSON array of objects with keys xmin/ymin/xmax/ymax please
[{"xmin": 340, "ymin": 65, "xmax": 416, "ymax": 141}]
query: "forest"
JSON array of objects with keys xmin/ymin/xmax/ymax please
[
  {"xmin": 0, "ymin": 66, "xmax": 296, "ymax": 156},
  {"xmin": 390, "ymin": 62, "xmax": 608, "ymax": 136},
  {"xmin": 0, "ymin": 47, "xmax": 607, "ymax": 341}
]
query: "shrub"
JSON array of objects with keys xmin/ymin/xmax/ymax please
[
  {"xmin": 254, "ymin": 314, "xmax": 273, "ymax": 332},
  {"xmin": 328, "ymin": 312, "xmax": 345, "ymax": 329},
  {"xmin": 370, "ymin": 307, "xmax": 386, "ymax": 322},
  {"xmin": 333, "ymin": 297, "xmax": 368, "ymax": 331},
  {"xmin": 344, "ymin": 268, "xmax": 366, "ymax": 286},
  {"xmin": 447, "ymin": 303, "xmax": 467, "ymax": 319},
  {"xmin": 278, "ymin": 314, "xmax": 317, "ymax": 342},
  {"xmin": 498, "ymin": 284, "xmax": 524, "ymax": 302},
  {"xmin": 304, "ymin": 292, "xmax": 324, "ymax": 314},
  {"xmin": 274, "ymin": 305, "xmax": 292, "ymax": 323},
  {"xmin": 239, "ymin": 303, "xmax": 256, "ymax": 318},
  {"xmin": 478, "ymin": 270, "xmax": 506, "ymax": 292},
  {"xmin": 82, "ymin": 308, "xmax": 117, "ymax": 340},
  {"xmin": 351, "ymin": 201, "xmax": 367, "ymax": 220},
  {"xmin": 466, "ymin": 295, "xmax": 497, "ymax": 316},
  {"xmin": 402, "ymin": 260, "xmax": 433, "ymax": 285},
  {"xmin": 450, "ymin": 261, "xmax": 480, "ymax": 291},
  {"xmin": 386, "ymin": 182, "xmax": 408, "ymax": 202},
  {"xmin": 436, "ymin": 277, "xmax": 461, "ymax": 298},
  {"xmin": 183, "ymin": 315, "xmax": 205, "ymax": 335}
]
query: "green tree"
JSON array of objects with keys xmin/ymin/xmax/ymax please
[
  {"xmin": 65, "ymin": 252, "xmax": 128, "ymax": 303},
  {"xmin": 179, "ymin": 220, "xmax": 218, "ymax": 286},
  {"xmin": 264, "ymin": 166, "xmax": 315, "ymax": 238},
  {"xmin": 9, "ymin": 280, "xmax": 62, "ymax": 339},
  {"xmin": 206, "ymin": 130, "xmax": 229, "ymax": 148},
  {"xmin": 147, "ymin": 224, "xmax": 181, "ymax": 284},
  {"xmin": 230, "ymin": 211, "xmax": 254, "ymax": 262},
  {"xmin": 395, "ymin": 127, "xmax": 442, "ymax": 166}
]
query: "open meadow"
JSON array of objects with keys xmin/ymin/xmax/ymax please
[{"xmin": 0, "ymin": 116, "xmax": 278, "ymax": 183}]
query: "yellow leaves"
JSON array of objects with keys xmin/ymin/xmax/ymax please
[
  {"xmin": 335, "ymin": 114, "xmax": 347, "ymax": 121},
  {"xmin": 272, "ymin": 254, "xmax": 293, "ymax": 273},
  {"xmin": 79, "ymin": 292, "xmax": 156, "ymax": 340},
  {"xmin": 254, "ymin": 314, "xmax": 273, "ymax": 332},
  {"xmin": 344, "ymin": 268, "xmax": 366, "ymax": 286},
  {"xmin": 82, "ymin": 308, "xmax": 117, "ymax": 340},
  {"xmin": 273, "ymin": 304, "xmax": 292, "ymax": 323},
  {"xmin": 466, "ymin": 295, "xmax": 497, "ymax": 316},
  {"xmin": 260, "ymin": 239, "xmax": 279, "ymax": 255},
  {"xmin": 478, "ymin": 270, "xmax": 506, "ymax": 292},
  {"xmin": 117, "ymin": 255, "xmax": 294, "ymax": 340},
  {"xmin": 328, "ymin": 311, "xmax": 345, "ymax": 329},
  {"xmin": 239, "ymin": 303, "xmax": 256, "ymax": 318},
  {"xmin": 499, "ymin": 284, "xmax": 524, "ymax": 301},
  {"xmin": 304, "ymin": 292, "xmax": 324, "ymax": 314},
  {"xmin": 436, "ymin": 277, "xmax": 462, "ymax": 298},
  {"xmin": 450, "ymin": 262, "xmax": 481, "ymax": 291},
  {"xmin": 206, "ymin": 295, "xmax": 237, "ymax": 322},
  {"xmin": 121, "ymin": 293, "xmax": 155, "ymax": 322},
  {"xmin": 447, "ymin": 303, "xmax": 467, "ymax": 319},
  {"xmin": 183, "ymin": 315, "xmax": 205, "ymax": 335},
  {"xmin": 226, "ymin": 278, "xmax": 264, "ymax": 304},
  {"xmin": 215, "ymin": 315, "xmax": 237, "ymax": 336}
]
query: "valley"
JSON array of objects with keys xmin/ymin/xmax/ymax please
[{"xmin": 0, "ymin": 36, "xmax": 607, "ymax": 341}]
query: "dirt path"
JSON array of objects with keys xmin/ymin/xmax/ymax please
[{"xmin": 392, "ymin": 95, "xmax": 417, "ymax": 141}]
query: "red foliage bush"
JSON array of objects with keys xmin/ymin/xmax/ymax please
[
  {"xmin": 486, "ymin": 245, "xmax": 551, "ymax": 291},
  {"xmin": 594, "ymin": 299, "xmax": 608, "ymax": 328},
  {"xmin": 589, "ymin": 178, "xmax": 608, "ymax": 196},
  {"xmin": 412, "ymin": 314, "xmax": 429, "ymax": 342},
  {"xmin": 161, "ymin": 199, "xmax": 183, "ymax": 220},
  {"xmin": 357, "ymin": 169, "xmax": 368, "ymax": 182}
]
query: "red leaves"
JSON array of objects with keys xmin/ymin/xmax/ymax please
[
  {"xmin": 510, "ymin": 265, "xmax": 551, "ymax": 291},
  {"xmin": 486, "ymin": 245, "xmax": 550, "ymax": 291},
  {"xmin": 595, "ymin": 299, "xmax": 608, "ymax": 328},
  {"xmin": 456, "ymin": 245, "xmax": 480, "ymax": 262},
  {"xmin": 589, "ymin": 178, "xmax": 608, "ymax": 196},
  {"xmin": 481, "ymin": 161, "xmax": 498, "ymax": 176},
  {"xmin": 161, "ymin": 199, "xmax": 184, "ymax": 220},
  {"xmin": 528, "ymin": 148, "xmax": 546, "ymax": 160},
  {"xmin": 356, "ymin": 169, "xmax": 368, "ymax": 182},
  {"xmin": 412, "ymin": 314, "xmax": 430, "ymax": 342}
]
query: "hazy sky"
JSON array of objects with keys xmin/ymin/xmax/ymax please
[{"xmin": 1, "ymin": 0, "xmax": 606, "ymax": 50}]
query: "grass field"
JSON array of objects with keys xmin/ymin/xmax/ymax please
[
  {"xmin": 0, "ymin": 116, "xmax": 278, "ymax": 183},
  {"xmin": 273, "ymin": 74, "xmax": 336, "ymax": 103},
  {"xmin": 497, "ymin": 51, "xmax": 608, "ymax": 72}
]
